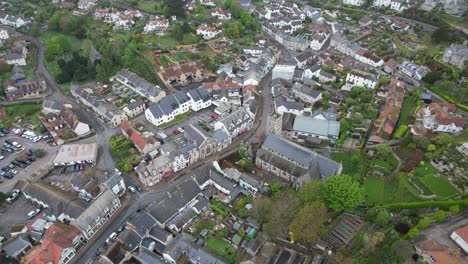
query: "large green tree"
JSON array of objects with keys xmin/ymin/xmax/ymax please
[
  {"xmin": 298, "ymin": 180, "xmax": 322, "ymax": 204},
  {"xmin": 289, "ymin": 201, "xmax": 327, "ymax": 246},
  {"xmin": 322, "ymin": 175, "xmax": 364, "ymax": 211},
  {"xmin": 262, "ymin": 192, "xmax": 299, "ymax": 238},
  {"xmin": 46, "ymin": 35, "xmax": 72, "ymax": 55}
]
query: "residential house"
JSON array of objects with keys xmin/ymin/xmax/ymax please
[
  {"xmin": 135, "ymin": 155, "xmax": 173, "ymax": 186},
  {"xmin": 59, "ymin": 108, "xmax": 91, "ymax": 136},
  {"xmin": 442, "ymin": 44, "xmax": 467, "ymax": 69},
  {"xmin": 330, "ymin": 35, "xmax": 361, "ymax": 57},
  {"xmin": 0, "ymin": 29, "xmax": 9, "ymax": 40},
  {"xmin": 343, "ymin": 0, "xmax": 365, "ymax": 6},
  {"xmin": 415, "ymin": 102, "xmax": 464, "ymax": 134},
  {"xmin": 3, "ymin": 52, "xmax": 26, "ymax": 66},
  {"xmin": 310, "ymin": 32, "xmax": 330, "ymax": 51},
  {"xmin": 384, "ymin": 59, "xmax": 400, "ymax": 74},
  {"xmin": 342, "ymin": 70, "xmax": 378, "ymax": 91},
  {"xmin": 187, "ymin": 87, "xmax": 212, "ymax": 111},
  {"xmin": 160, "ymin": 61, "xmax": 204, "ymax": 87},
  {"xmin": 163, "ymin": 234, "xmax": 227, "ymax": 264},
  {"xmin": 399, "ymin": 61, "xmax": 428, "ymax": 80},
  {"xmin": 213, "ymin": 107, "xmax": 254, "ymax": 142},
  {"xmin": 106, "ymin": 173, "xmax": 126, "ymax": 197},
  {"xmin": 123, "ymin": 99, "xmax": 146, "ymax": 118},
  {"xmin": 274, "ymin": 96, "xmax": 304, "ymax": 116},
  {"xmin": 373, "ymin": 0, "xmax": 407, "ymax": 11},
  {"xmin": 71, "ymin": 189, "xmax": 121, "ymax": 240},
  {"xmin": 283, "ymin": 35, "xmax": 309, "ymax": 51},
  {"xmin": 241, "ymin": 46, "xmax": 265, "ymax": 56},
  {"xmin": 370, "ymin": 79, "xmax": 405, "ymax": 141},
  {"xmin": 0, "ymin": 14, "xmax": 26, "ymax": 28},
  {"xmin": 292, "ymin": 115, "xmax": 340, "ymax": 140},
  {"xmin": 292, "ymin": 82, "xmax": 322, "ymax": 105},
  {"xmin": 23, "ymin": 223, "xmax": 85, "ymax": 264},
  {"xmin": 196, "ymin": 24, "xmax": 221, "ymax": 40},
  {"xmin": 77, "ymin": 0, "xmax": 97, "ymax": 10},
  {"xmin": 391, "ymin": 20, "xmax": 410, "ymax": 31},
  {"xmin": 192, "ymin": 165, "xmax": 238, "ymax": 200},
  {"xmin": 145, "ymin": 91, "xmax": 192, "ymax": 126},
  {"xmin": 456, "ymin": 142, "xmax": 468, "ymax": 156},
  {"xmin": 2, "ymin": 236, "xmax": 32, "ymax": 259},
  {"xmin": 211, "ymin": 7, "xmax": 232, "ymax": 20},
  {"xmin": 272, "ymin": 64, "xmax": 296, "ymax": 81},
  {"xmin": 120, "ymin": 121, "xmax": 160, "ymax": 155},
  {"xmin": 255, "ymin": 133, "xmax": 342, "ymax": 185},
  {"xmin": 200, "ymin": 0, "xmax": 216, "ymax": 6},
  {"xmin": 415, "ymin": 239, "xmax": 467, "ymax": 264},
  {"xmin": 450, "ymin": 225, "xmax": 468, "ymax": 254},
  {"xmin": 144, "ymin": 19, "xmax": 170, "ymax": 35},
  {"xmin": 294, "ymin": 50, "xmax": 317, "ymax": 69},
  {"xmin": 3, "ymin": 80, "xmax": 42, "ymax": 101},
  {"xmin": 70, "ymin": 86, "xmax": 128, "ymax": 127},
  {"xmin": 42, "ymin": 100, "xmax": 64, "ymax": 115},
  {"xmin": 354, "ymin": 49, "xmax": 384, "ymax": 67},
  {"xmin": 114, "ymin": 69, "xmax": 166, "ymax": 103}
]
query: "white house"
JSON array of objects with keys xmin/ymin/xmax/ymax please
[
  {"xmin": 0, "ymin": 29, "xmax": 9, "ymax": 40},
  {"xmin": 274, "ymin": 96, "xmax": 304, "ymax": 115},
  {"xmin": 145, "ymin": 91, "xmax": 192, "ymax": 127},
  {"xmin": 343, "ymin": 0, "xmax": 365, "ymax": 6},
  {"xmin": 0, "ymin": 14, "xmax": 26, "ymax": 28},
  {"xmin": 4, "ymin": 53, "xmax": 26, "ymax": 66},
  {"xmin": 213, "ymin": 107, "xmax": 254, "ymax": 142},
  {"xmin": 450, "ymin": 226, "xmax": 468, "ymax": 254},
  {"xmin": 343, "ymin": 70, "xmax": 378, "ymax": 90},
  {"xmin": 187, "ymin": 87, "xmax": 212, "ymax": 112},
  {"xmin": 211, "ymin": 8, "xmax": 231, "ymax": 20},
  {"xmin": 144, "ymin": 19, "xmax": 170, "ymax": 35},
  {"xmin": 310, "ymin": 32, "xmax": 329, "ymax": 51},
  {"xmin": 272, "ymin": 64, "xmax": 296, "ymax": 81},
  {"xmin": 77, "ymin": 0, "xmax": 97, "ymax": 10},
  {"xmin": 355, "ymin": 49, "xmax": 384, "ymax": 67},
  {"xmin": 196, "ymin": 24, "xmax": 221, "ymax": 40},
  {"xmin": 399, "ymin": 61, "xmax": 428, "ymax": 80}
]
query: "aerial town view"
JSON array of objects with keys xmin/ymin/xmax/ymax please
[{"xmin": 0, "ymin": 0, "xmax": 466, "ymax": 263}]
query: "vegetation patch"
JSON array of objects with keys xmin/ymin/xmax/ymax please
[
  {"xmin": 205, "ymin": 236, "xmax": 238, "ymax": 263},
  {"xmin": 419, "ymin": 175, "xmax": 459, "ymax": 198},
  {"xmin": 331, "ymin": 151, "xmax": 364, "ymax": 181},
  {"xmin": 110, "ymin": 135, "xmax": 141, "ymax": 172}
]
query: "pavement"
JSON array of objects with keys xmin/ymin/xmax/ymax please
[
  {"xmin": 0, "ymin": 195, "xmax": 38, "ymax": 237},
  {"xmin": 419, "ymin": 211, "xmax": 468, "ymax": 249}
]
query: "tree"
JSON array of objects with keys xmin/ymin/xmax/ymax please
[
  {"xmin": 361, "ymin": 232, "xmax": 385, "ymax": 255},
  {"xmin": 406, "ymin": 227, "xmax": 420, "ymax": 239},
  {"xmin": 232, "ymin": 24, "xmax": 240, "ymax": 38},
  {"xmin": 431, "ymin": 26, "xmax": 449, "ymax": 44},
  {"xmin": 432, "ymin": 210, "xmax": 448, "ymax": 223},
  {"xmin": 415, "ymin": 216, "xmax": 431, "ymax": 229},
  {"xmin": 322, "ymin": 175, "xmax": 364, "ymax": 212},
  {"xmin": 62, "ymin": 129, "xmax": 75, "ymax": 140},
  {"xmin": 269, "ymin": 182, "xmax": 283, "ymax": 196},
  {"xmin": 263, "ymin": 192, "xmax": 299, "ymax": 238},
  {"xmin": 426, "ymin": 144, "xmax": 436, "ymax": 152},
  {"xmin": 252, "ymin": 197, "xmax": 272, "ymax": 224},
  {"xmin": 289, "ymin": 201, "xmax": 327, "ymax": 246},
  {"xmin": 449, "ymin": 205, "xmax": 460, "ymax": 215},
  {"xmin": 46, "ymin": 35, "xmax": 72, "ymax": 55},
  {"xmin": 35, "ymin": 149, "xmax": 47, "ymax": 158},
  {"xmin": 375, "ymin": 208, "xmax": 391, "ymax": 225},
  {"xmin": 376, "ymin": 144, "xmax": 392, "ymax": 157},
  {"xmin": 298, "ymin": 180, "xmax": 322, "ymax": 204}
]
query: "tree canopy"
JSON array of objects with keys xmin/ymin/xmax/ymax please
[
  {"xmin": 289, "ymin": 201, "xmax": 328, "ymax": 247},
  {"xmin": 322, "ymin": 175, "xmax": 364, "ymax": 211}
]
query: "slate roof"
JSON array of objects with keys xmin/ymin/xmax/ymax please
[
  {"xmin": 23, "ymin": 183, "xmax": 89, "ymax": 219},
  {"xmin": 292, "ymin": 82, "xmax": 321, "ymax": 99},
  {"xmin": 126, "ymin": 99, "xmax": 145, "ymax": 111},
  {"xmin": 147, "ymin": 179, "xmax": 201, "ymax": 225},
  {"xmin": 163, "ymin": 234, "xmax": 227, "ymax": 264},
  {"xmin": 149, "ymin": 226, "xmax": 172, "ymax": 244},
  {"xmin": 259, "ymin": 133, "xmax": 342, "ymax": 181},
  {"xmin": 147, "ymin": 91, "xmax": 190, "ymax": 119},
  {"xmin": 127, "ymin": 212, "xmax": 157, "ymax": 237},
  {"xmin": 119, "ymin": 229, "xmax": 142, "ymax": 251},
  {"xmin": 2, "ymin": 236, "xmax": 31, "ymax": 257},
  {"xmin": 72, "ymin": 189, "xmax": 118, "ymax": 230},
  {"xmin": 116, "ymin": 69, "xmax": 162, "ymax": 99},
  {"xmin": 274, "ymin": 96, "xmax": 304, "ymax": 111},
  {"xmin": 184, "ymin": 123, "xmax": 210, "ymax": 147},
  {"xmin": 188, "ymin": 87, "xmax": 211, "ymax": 102},
  {"xmin": 217, "ymin": 107, "xmax": 253, "ymax": 135},
  {"xmin": 293, "ymin": 116, "xmax": 340, "ymax": 138}
]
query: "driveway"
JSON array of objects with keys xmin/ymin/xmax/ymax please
[{"xmin": 419, "ymin": 212, "xmax": 468, "ymax": 249}]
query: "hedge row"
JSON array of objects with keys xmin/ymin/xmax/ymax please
[{"xmin": 382, "ymin": 199, "xmax": 467, "ymax": 211}]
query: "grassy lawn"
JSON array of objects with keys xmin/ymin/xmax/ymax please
[
  {"xmin": 414, "ymin": 162, "xmax": 439, "ymax": 177},
  {"xmin": 395, "ymin": 95, "xmax": 418, "ymax": 130},
  {"xmin": 363, "ymin": 175, "xmax": 421, "ymax": 206},
  {"xmin": 1, "ymin": 102, "xmax": 43, "ymax": 128},
  {"xmin": 156, "ymin": 111, "xmax": 191, "ymax": 129},
  {"xmin": 331, "ymin": 151, "xmax": 364, "ymax": 181},
  {"xmin": 205, "ymin": 236, "xmax": 238, "ymax": 263},
  {"xmin": 146, "ymin": 36, "xmax": 179, "ymax": 50},
  {"xmin": 420, "ymin": 175, "xmax": 459, "ymax": 198}
]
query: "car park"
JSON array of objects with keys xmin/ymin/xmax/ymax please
[{"xmin": 27, "ymin": 208, "xmax": 41, "ymax": 219}]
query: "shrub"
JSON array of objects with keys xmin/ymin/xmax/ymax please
[
  {"xmin": 406, "ymin": 227, "xmax": 420, "ymax": 239},
  {"xmin": 432, "ymin": 210, "xmax": 448, "ymax": 223},
  {"xmin": 449, "ymin": 205, "xmax": 460, "ymax": 215},
  {"xmin": 415, "ymin": 217, "xmax": 431, "ymax": 229},
  {"xmin": 393, "ymin": 125, "xmax": 408, "ymax": 139}
]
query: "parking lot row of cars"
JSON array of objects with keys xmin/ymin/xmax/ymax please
[
  {"xmin": 5, "ymin": 189, "xmax": 42, "ymax": 219},
  {"xmin": 0, "ymin": 149, "xmax": 38, "ymax": 182}
]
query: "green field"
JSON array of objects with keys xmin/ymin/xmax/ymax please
[
  {"xmin": 420, "ymin": 175, "xmax": 459, "ymax": 198},
  {"xmin": 331, "ymin": 151, "xmax": 364, "ymax": 181},
  {"xmin": 363, "ymin": 176, "xmax": 420, "ymax": 206},
  {"xmin": 205, "ymin": 236, "xmax": 238, "ymax": 263}
]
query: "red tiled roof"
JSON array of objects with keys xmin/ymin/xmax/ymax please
[
  {"xmin": 130, "ymin": 131, "xmax": 147, "ymax": 151},
  {"xmin": 454, "ymin": 225, "xmax": 468, "ymax": 242},
  {"xmin": 24, "ymin": 223, "xmax": 82, "ymax": 264}
]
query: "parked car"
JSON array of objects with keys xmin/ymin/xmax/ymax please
[
  {"xmin": 0, "ymin": 133, "xmax": 5, "ymax": 137},
  {"xmin": 177, "ymin": 127, "xmax": 185, "ymax": 133},
  {"xmin": 127, "ymin": 186, "xmax": 136, "ymax": 193},
  {"xmin": 0, "ymin": 155, "xmax": 4, "ymax": 160},
  {"xmin": 1, "ymin": 167, "xmax": 9, "ymax": 172},
  {"xmin": 10, "ymin": 169, "xmax": 17, "ymax": 175},
  {"xmin": 27, "ymin": 208, "xmax": 41, "ymax": 219},
  {"xmin": 27, "ymin": 156, "xmax": 36, "ymax": 162},
  {"xmin": 106, "ymin": 232, "xmax": 118, "ymax": 244},
  {"xmin": 12, "ymin": 142, "xmax": 22, "ymax": 148},
  {"xmin": 5, "ymin": 139, "xmax": 13, "ymax": 145},
  {"xmin": 6, "ymin": 189, "xmax": 21, "ymax": 203},
  {"xmin": 172, "ymin": 130, "xmax": 180, "ymax": 135},
  {"xmin": 7, "ymin": 163, "xmax": 15, "ymax": 169},
  {"xmin": 1, "ymin": 128, "xmax": 9, "ymax": 134}
]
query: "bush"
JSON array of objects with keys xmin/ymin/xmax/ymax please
[
  {"xmin": 393, "ymin": 125, "xmax": 408, "ymax": 139},
  {"xmin": 432, "ymin": 210, "xmax": 448, "ymax": 223},
  {"xmin": 406, "ymin": 227, "xmax": 420, "ymax": 239},
  {"xmin": 415, "ymin": 217, "xmax": 431, "ymax": 229},
  {"xmin": 449, "ymin": 205, "xmax": 460, "ymax": 215}
]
